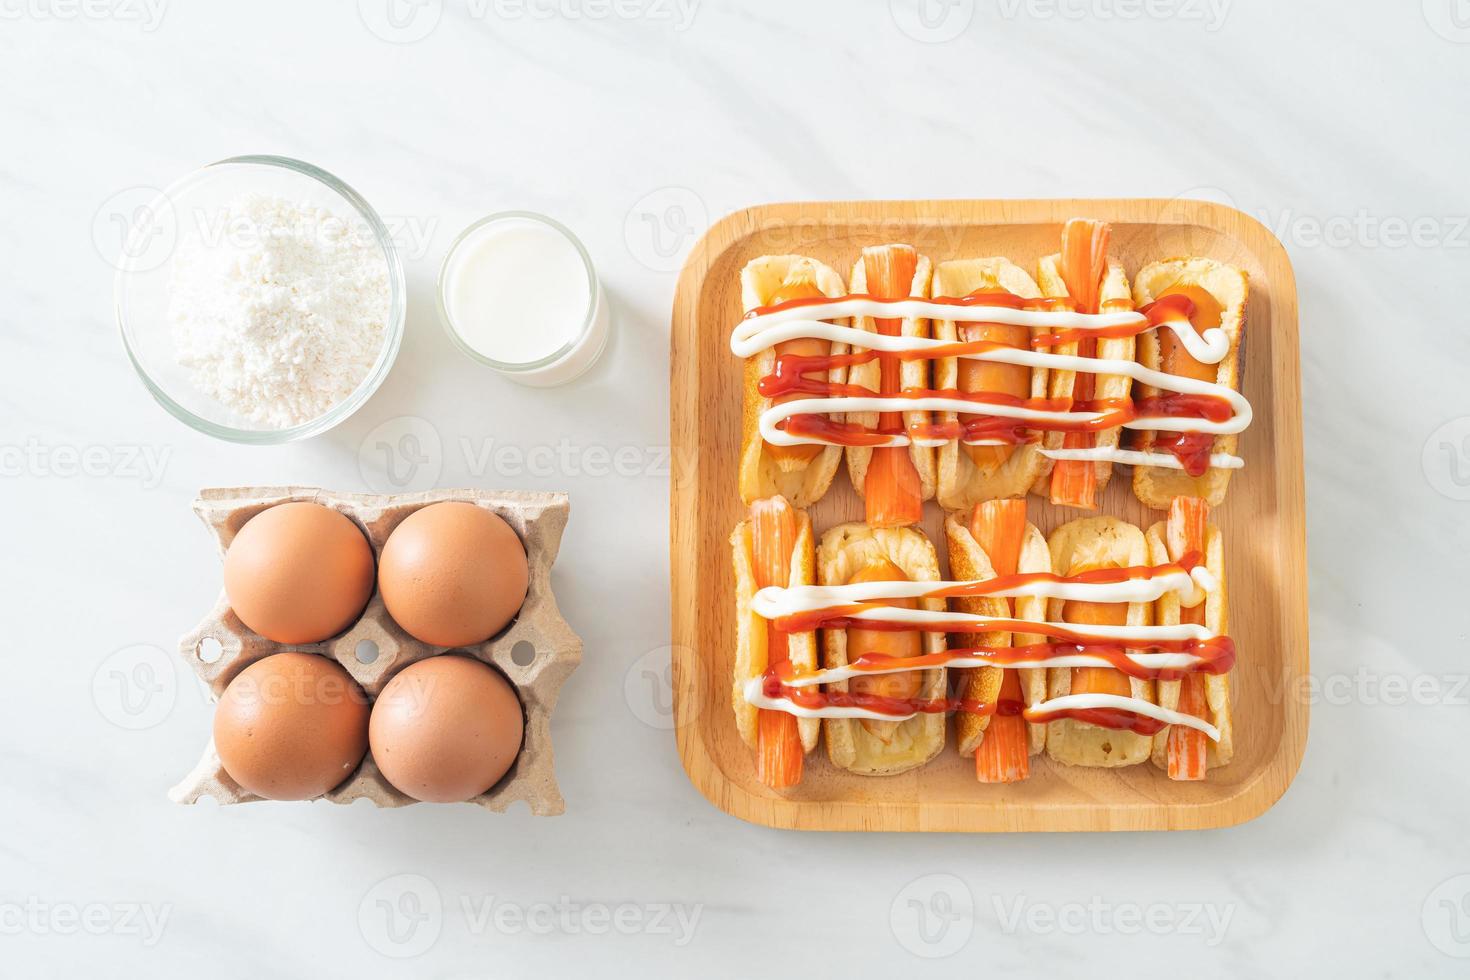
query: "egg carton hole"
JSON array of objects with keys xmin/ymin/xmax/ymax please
[{"xmin": 197, "ymin": 637, "xmax": 224, "ymax": 664}]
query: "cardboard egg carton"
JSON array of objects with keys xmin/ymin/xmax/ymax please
[{"xmin": 170, "ymin": 486, "xmax": 581, "ymax": 815}]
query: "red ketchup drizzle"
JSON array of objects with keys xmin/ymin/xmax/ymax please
[
  {"xmin": 757, "ymin": 555, "xmax": 1235, "ymax": 732},
  {"xmin": 1140, "ymin": 293, "xmax": 1198, "ymax": 324},
  {"xmin": 1138, "ymin": 293, "xmax": 1220, "ymax": 475},
  {"xmin": 772, "ymin": 557, "xmax": 1205, "ymax": 635},
  {"xmin": 1133, "ymin": 392, "xmax": 1231, "ymax": 477},
  {"xmin": 1133, "ymin": 393, "xmax": 1233, "ymax": 425},
  {"xmin": 1023, "ymin": 704, "xmax": 1167, "ymax": 736},
  {"xmin": 772, "ymin": 638, "xmax": 1235, "ymax": 687},
  {"xmin": 760, "ymin": 350, "xmax": 1230, "ymax": 452},
  {"xmin": 1155, "ymin": 430, "xmax": 1217, "ymax": 477},
  {"xmin": 1027, "ymin": 292, "xmax": 1196, "ymax": 347},
  {"xmin": 782, "ymin": 414, "xmax": 891, "ymax": 448},
  {"xmin": 752, "ymin": 290, "xmax": 1231, "ymax": 475},
  {"xmin": 745, "ymin": 290, "xmax": 1062, "ymax": 320},
  {"xmin": 761, "ymin": 673, "xmax": 994, "ymax": 719}
]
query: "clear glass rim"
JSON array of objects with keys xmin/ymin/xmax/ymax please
[
  {"xmin": 114, "ymin": 154, "xmax": 407, "ymax": 445},
  {"xmin": 435, "ymin": 210, "xmax": 599, "ymax": 373}
]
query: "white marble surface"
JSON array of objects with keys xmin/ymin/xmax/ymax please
[{"xmin": 3, "ymin": 1, "xmax": 1468, "ymax": 976}]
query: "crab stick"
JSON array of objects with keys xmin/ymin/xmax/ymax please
[
  {"xmin": 1049, "ymin": 219, "xmax": 1111, "ymax": 510},
  {"xmin": 975, "ymin": 669, "xmax": 1030, "ymax": 783},
  {"xmin": 862, "ymin": 245, "xmax": 924, "ymax": 527},
  {"xmin": 751, "ymin": 496, "xmax": 804, "ymax": 789},
  {"xmin": 965, "ymin": 499, "xmax": 1033, "ymax": 783},
  {"xmin": 1163, "ymin": 496, "xmax": 1209, "ymax": 780}
]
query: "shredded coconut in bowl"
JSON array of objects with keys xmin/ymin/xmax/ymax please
[{"xmin": 168, "ymin": 194, "xmax": 391, "ymax": 429}]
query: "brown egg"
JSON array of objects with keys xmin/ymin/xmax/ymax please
[
  {"xmin": 223, "ymin": 502, "xmax": 375, "ymax": 644},
  {"xmin": 369, "ymin": 656, "xmax": 524, "ymax": 803},
  {"xmin": 213, "ymin": 652, "xmax": 370, "ymax": 801},
  {"xmin": 377, "ymin": 502, "xmax": 529, "ymax": 647}
]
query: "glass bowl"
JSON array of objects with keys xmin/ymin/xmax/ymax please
[{"xmin": 114, "ymin": 155, "xmax": 406, "ymax": 444}]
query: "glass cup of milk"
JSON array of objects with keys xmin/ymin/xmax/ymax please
[{"xmin": 437, "ymin": 212, "xmax": 609, "ymax": 386}]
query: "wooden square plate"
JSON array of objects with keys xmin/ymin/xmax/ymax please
[{"xmin": 669, "ymin": 199, "xmax": 1307, "ymax": 831}]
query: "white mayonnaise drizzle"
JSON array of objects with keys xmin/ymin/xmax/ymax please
[
  {"xmin": 1040, "ymin": 445, "xmax": 1244, "ymax": 470},
  {"xmin": 750, "ymin": 333, "xmax": 1250, "ymax": 447},
  {"xmin": 745, "ymin": 680, "xmax": 1221, "ymax": 740},
  {"xmin": 742, "ymin": 677, "xmax": 915, "ymax": 721},
  {"xmin": 827, "ymin": 607, "xmax": 1213, "ymax": 642},
  {"xmin": 731, "ymin": 304, "xmax": 1247, "ymax": 469},
  {"xmin": 733, "ymin": 300, "xmax": 1231, "ymax": 364},
  {"xmin": 751, "ymin": 565, "xmax": 1217, "ymax": 620},
  {"xmin": 1027, "ymin": 693, "xmax": 1220, "ymax": 741},
  {"xmin": 779, "ymin": 650, "xmax": 1210, "ymax": 688},
  {"xmin": 740, "ymin": 538, "xmax": 1227, "ymax": 737}
]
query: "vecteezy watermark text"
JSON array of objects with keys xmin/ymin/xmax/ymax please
[
  {"xmin": 1159, "ymin": 188, "xmax": 1470, "ymax": 253},
  {"xmin": 359, "ymin": 416, "xmax": 695, "ymax": 493},
  {"xmin": 460, "ymin": 438, "xmax": 677, "ymax": 480},
  {"xmin": 992, "ymin": 896, "xmax": 1234, "ymax": 945},
  {"xmin": 995, "ymin": 0, "xmax": 1229, "ymax": 31},
  {"xmin": 358, "ymin": 875, "xmax": 702, "ymax": 958},
  {"xmin": 357, "ymin": 0, "xmax": 697, "ymax": 44},
  {"xmin": 0, "ymin": 440, "xmax": 170, "ymax": 489},
  {"xmin": 0, "ymin": 899, "xmax": 171, "ymax": 947},
  {"xmin": 485, "ymin": 0, "xmax": 698, "ymax": 29},
  {"xmin": 1263, "ymin": 208, "xmax": 1470, "ymax": 250},
  {"xmin": 462, "ymin": 896, "xmax": 702, "ymax": 945},
  {"xmin": 0, "ymin": 0, "xmax": 167, "ymax": 30},
  {"xmin": 890, "ymin": 875, "xmax": 1235, "ymax": 958},
  {"xmin": 187, "ymin": 206, "xmax": 438, "ymax": 262}
]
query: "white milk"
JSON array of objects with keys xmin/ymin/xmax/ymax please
[{"xmin": 440, "ymin": 214, "xmax": 608, "ymax": 385}]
